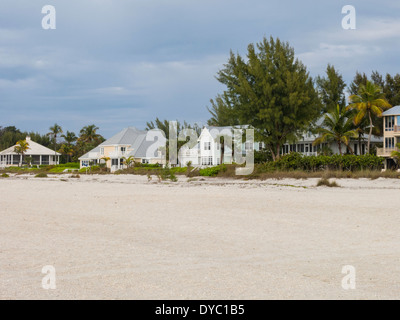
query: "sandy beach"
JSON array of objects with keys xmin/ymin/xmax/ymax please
[{"xmin": 1, "ymin": 174, "xmax": 400, "ymax": 300}]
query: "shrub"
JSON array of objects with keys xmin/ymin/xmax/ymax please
[
  {"xmin": 316, "ymin": 178, "xmax": 340, "ymax": 187},
  {"xmin": 199, "ymin": 166, "xmax": 221, "ymax": 177},
  {"xmin": 1, "ymin": 173, "xmax": 9, "ymax": 178},
  {"xmin": 70, "ymin": 174, "xmax": 80, "ymax": 179},
  {"xmin": 35, "ymin": 173, "xmax": 48, "ymax": 178},
  {"xmin": 159, "ymin": 164, "xmax": 178, "ymax": 182}
]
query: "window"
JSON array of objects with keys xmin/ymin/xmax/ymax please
[
  {"xmin": 100, "ymin": 148, "xmax": 104, "ymax": 155},
  {"xmin": 298, "ymin": 144, "xmax": 304, "ymax": 153},
  {"xmin": 121, "ymin": 147, "xmax": 126, "ymax": 154},
  {"xmin": 245, "ymin": 142, "xmax": 253, "ymax": 151},
  {"xmin": 386, "ymin": 137, "xmax": 395, "ymax": 149},
  {"xmin": 201, "ymin": 156, "xmax": 213, "ymax": 165},
  {"xmin": 385, "ymin": 116, "xmax": 395, "ymax": 131},
  {"xmin": 142, "ymin": 159, "xmax": 149, "ymax": 164},
  {"xmin": 204, "ymin": 142, "xmax": 211, "ymax": 150},
  {"xmin": 111, "ymin": 159, "xmax": 118, "ymax": 166},
  {"xmin": 259, "ymin": 142, "xmax": 263, "ymax": 150}
]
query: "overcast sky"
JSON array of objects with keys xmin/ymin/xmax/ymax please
[{"xmin": 1, "ymin": 0, "xmax": 399, "ymax": 138}]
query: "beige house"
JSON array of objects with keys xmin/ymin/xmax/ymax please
[
  {"xmin": 0, "ymin": 136, "xmax": 60, "ymax": 167},
  {"xmin": 377, "ymin": 106, "xmax": 400, "ymax": 169},
  {"xmin": 79, "ymin": 127, "xmax": 166, "ymax": 172}
]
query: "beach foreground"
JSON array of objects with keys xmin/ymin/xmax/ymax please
[{"xmin": 1, "ymin": 174, "xmax": 400, "ymax": 299}]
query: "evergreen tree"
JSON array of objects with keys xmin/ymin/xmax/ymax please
[
  {"xmin": 211, "ymin": 36, "xmax": 322, "ymax": 160},
  {"xmin": 316, "ymin": 64, "xmax": 346, "ymax": 112}
]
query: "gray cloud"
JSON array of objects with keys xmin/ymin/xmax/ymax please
[{"xmin": 0, "ymin": 0, "xmax": 399, "ymax": 137}]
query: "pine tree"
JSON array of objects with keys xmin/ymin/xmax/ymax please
[{"xmin": 211, "ymin": 36, "xmax": 322, "ymax": 160}]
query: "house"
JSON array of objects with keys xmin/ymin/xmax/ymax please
[
  {"xmin": 377, "ymin": 105, "xmax": 400, "ymax": 170},
  {"xmin": 0, "ymin": 136, "xmax": 60, "ymax": 167},
  {"xmin": 281, "ymin": 118, "xmax": 382, "ymax": 157},
  {"xmin": 79, "ymin": 127, "xmax": 166, "ymax": 172},
  {"xmin": 178, "ymin": 126, "xmax": 262, "ymax": 167}
]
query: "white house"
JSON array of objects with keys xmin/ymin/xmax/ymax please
[
  {"xmin": 178, "ymin": 126, "xmax": 262, "ymax": 167},
  {"xmin": 0, "ymin": 136, "xmax": 60, "ymax": 167},
  {"xmin": 281, "ymin": 118, "xmax": 382, "ymax": 157},
  {"xmin": 79, "ymin": 127, "xmax": 166, "ymax": 172}
]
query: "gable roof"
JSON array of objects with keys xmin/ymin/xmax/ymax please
[
  {"xmin": 100, "ymin": 127, "xmax": 145, "ymax": 146},
  {"xmin": 382, "ymin": 106, "xmax": 400, "ymax": 116},
  {"xmin": 0, "ymin": 137, "xmax": 60, "ymax": 156},
  {"xmin": 79, "ymin": 127, "xmax": 162, "ymax": 160}
]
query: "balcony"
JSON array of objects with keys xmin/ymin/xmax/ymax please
[
  {"xmin": 108, "ymin": 151, "xmax": 129, "ymax": 158},
  {"xmin": 395, "ymin": 126, "xmax": 400, "ymax": 135},
  {"xmin": 377, "ymin": 147, "xmax": 399, "ymax": 157}
]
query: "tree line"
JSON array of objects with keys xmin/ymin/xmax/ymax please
[
  {"xmin": 206, "ymin": 36, "xmax": 397, "ymax": 160},
  {"xmin": 0, "ymin": 124, "xmax": 105, "ymax": 163}
]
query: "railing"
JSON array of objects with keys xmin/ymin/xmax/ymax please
[
  {"xmin": 377, "ymin": 147, "xmax": 399, "ymax": 157},
  {"xmin": 108, "ymin": 151, "xmax": 129, "ymax": 158},
  {"xmin": 395, "ymin": 126, "xmax": 400, "ymax": 133}
]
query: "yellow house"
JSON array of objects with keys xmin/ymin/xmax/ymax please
[
  {"xmin": 377, "ymin": 106, "xmax": 400, "ymax": 170},
  {"xmin": 79, "ymin": 127, "xmax": 166, "ymax": 172}
]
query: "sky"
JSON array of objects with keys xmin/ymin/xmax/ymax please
[{"xmin": 1, "ymin": 0, "xmax": 400, "ymax": 138}]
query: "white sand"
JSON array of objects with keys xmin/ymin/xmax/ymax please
[{"xmin": 1, "ymin": 174, "xmax": 400, "ymax": 300}]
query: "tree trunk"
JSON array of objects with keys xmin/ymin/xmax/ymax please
[
  {"xmin": 338, "ymin": 141, "xmax": 342, "ymax": 155},
  {"xmin": 368, "ymin": 111, "xmax": 373, "ymax": 154},
  {"xmin": 220, "ymin": 140, "xmax": 224, "ymax": 165},
  {"xmin": 346, "ymin": 143, "xmax": 354, "ymax": 155},
  {"xmin": 358, "ymin": 135, "xmax": 362, "ymax": 155}
]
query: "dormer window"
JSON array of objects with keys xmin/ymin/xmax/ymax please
[{"xmin": 204, "ymin": 142, "xmax": 211, "ymax": 150}]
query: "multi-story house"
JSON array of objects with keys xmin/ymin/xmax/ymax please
[
  {"xmin": 281, "ymin": 118, "xmax": 382, "ymax": 157},
  {"xmin": 178, "ymin": 126, "xmax": 263, "ymax": 167},
  {"xmin": 79, "ymin": 127, "xmax": 166, "ymax": 172},
  {"xmin": 377, "ymin": 106, "xmax": 400, "ymax": 170}
]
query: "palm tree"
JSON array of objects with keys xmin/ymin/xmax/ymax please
[
  {"xmin": 58, "ymin": 144, "xmax": 75, "ymax": 163},
  {"xmin": 313, "ymin": 105, "xmax": 358, "ymax": 155},
  {"xmin": 79, "ymin": 125, "xmax": 102, "ymax": 144},
  {"xmin": 122, "ymin": 156, "xmax": 135, "ymax": 168},
  {"xmin": 347, "ymin": 81, "xmax": 391, "ymax": 154},
  {"xmin": 14, "ymin": 140, "xmax": 29, "ymax": 167},
  {"xmin": 48, "ymin": 124, "xmax": 63, "ymax": 164},
  {"xmin": 61, "ymin": 131, "xmax": 77, "ymax": 146}
]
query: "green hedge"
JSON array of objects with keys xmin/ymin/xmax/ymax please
[{"xmin": 263, "ymin": 153, "xmax": 384, "ymax": 172}]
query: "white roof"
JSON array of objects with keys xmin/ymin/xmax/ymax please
[
  {"xmin": 0, "ymin": 137, "xmax": 60, "ymax": 156},
  {"xmin": 382, "ymin": 106, "xmax": 400, "ymax": 116},
  {"xmin": 79, "ymin": 127, "xmax": 161, "ymax": 160}
]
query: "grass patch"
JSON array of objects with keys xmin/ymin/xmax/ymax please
[{"xmin": 1, "ymin": 173, "xmax": 10, "ymax": 178}]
